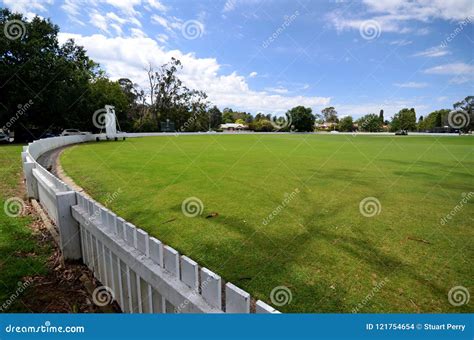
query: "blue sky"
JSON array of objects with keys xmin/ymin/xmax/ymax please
[{"xmin": 2, "ymin": 0, "xmax": 473, "ymax": 119}]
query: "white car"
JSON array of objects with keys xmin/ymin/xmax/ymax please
[{"xmin": 61, "ymin": 129, "xmax": 87, "ymax": 136}]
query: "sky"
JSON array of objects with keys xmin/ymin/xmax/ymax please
[{"xmin": 2, "ymin": 0, "xmax": 473, "ymax": 119}]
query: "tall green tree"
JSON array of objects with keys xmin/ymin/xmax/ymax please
[
  {"xmin": 391, "ymin": 108, "xmax": 417, "ymax": 131},
  {"xmin": 321, "ymin": 106, "xmax": 338, "ymax": 123},
  {"xmin": 357, "ymin": 114, "xmax": 382, "ymax": 132},
  {"xmin": 146, "ymin": 58, "xmax": 208, "ymax": 131},
  {"xmin": 118, "ymin": 78, "xmax": 150, "ymax": 131},
  {"xmin": 287, "ymin": 106, "xmax": 315, "ymax": 132},
  {"xmin": 0, "ymin": 9, "xmax": 100, "ymax": 139},
  {"xmin": 208, "ymin": 106, "xmax": 222, "ymax": 129},
  {"xmin": 338, "ymin": 116, "xmax": 354, "ymax": 132},
  {"xmin": 86, "ymin": 77, "xmax": 130, "ymax": 131},
  {"xmin": 417, "ymin": 109, "xmax": 449, "ymax": 131},
  {"xmin": 222, "ymin": 108, "xmax": 234, "ymax": 123}
]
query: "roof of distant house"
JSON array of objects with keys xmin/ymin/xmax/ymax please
[{"xmin": 220, "ymin": 123, "xmax": 246, "ymax": 129}]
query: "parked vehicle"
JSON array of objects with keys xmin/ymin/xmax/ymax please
[
  {"xmin": 60, "ymin": 129, "xmax": 88, "ymax": 136},
  {"xmin": 41, "ymin": 132, "xmax": 58, "ymax": 138},
  {"xmin": 0, "ymin": 131, "xmax": 13, "ymax": 143},
  {"xmin": 395, "ymin": 130, "xmax": 408, "ymax": 135}
]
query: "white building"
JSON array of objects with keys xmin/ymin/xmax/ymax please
[{"xmin": 220, "ymin": 123, "xmax": 247, "ymax": 131}]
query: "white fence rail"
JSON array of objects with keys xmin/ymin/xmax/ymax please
[{"xmin": 21, "ymin": 134, "xmax": 279, "ymax": 314}]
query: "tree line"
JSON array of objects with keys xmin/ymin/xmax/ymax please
[
  {"xmin": 1, "ymin": 9, "xmax": 472, "ymax": 142},
  {"xmin": 325, "ymin": 103, "xmax": 473, "ymax": 134}
]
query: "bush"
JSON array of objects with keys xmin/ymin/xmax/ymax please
[{"xmin": 249, "ymin": 119, "xmax": 274, "ymax": 132}]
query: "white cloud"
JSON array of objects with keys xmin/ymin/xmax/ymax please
[
  {"xmin": 222, "ymin": 0, "xmax": 264, "ymax": 14},
  {"xmin": 416, "ymin": 27, "xmax": 430, "ymax": 35},
  {"xmin": 129, "ymin": 16, "xmax": 142, "ymax": 28},
  {"xmin": 151, "ymin": 14, "xmax": 171, "ymax": 30},
  {"xmin": 2, "ymin": 0, "xmax": 51, "ymax": 13},
  {"xmin": 424, "ymin": 62, "xmax": 474, "ymax": 75},
  {"xmin": 265, "ymin": 87, "xmax": 289, "ymax": 94},
  {"xmin": 448, "ymin": 76, "xmax": 472, "ymax": 84},
  {"xmin": 58, "ymin": 33, "xmax": 330, "ymax": 114},
  {"xmin": 329, "ymin": 13, "xmax": 404, "ymax": 34},
  {"xmin": 156, "ymin": 33, "xmax": 169, "ymax": 44},
  {"xmin": 151, "ymin": 14, "xmax": 183, "ymax": 32},
  {"xmin": 393, "ymin": 82, "xmax": 428, "ymax": 88},
  {"xmin": 89, "ymin": 11, "xmax": 109, "ymax": 33},
  {"xmin": 223, "ymin": 0, "xmax": 237, "ymax": 13},
  {"xmin": 106, "ymin": 12, "xmax": 127, "ymax": 25},
  {"xmin": 86, "ymin": 8, "xmax": 143, "ymax": 35},
  {"xmin": 413, "ymin": 46, "xmax": 450, "ymax": 57},
  {"xmin": 62, "ymin": 0, "xmax": 84, "ymax": 25},
  {"xmin": 146, "ymin": 0, "xmax": 168, "ymax": 12},
  {"xmin": 249, "ymin": 71, "xmax": 258, "ymax": 78},
  {"xmin": 105, "ymin": 0, "xmax": 142, "ymax": 17},
  {"xmin": 328, "ymin": 0, "xmax": 474, "ymax": 35},
  {"xmin": 424, "ymin": 62, "xmax": 474, "ymax": 84},
  {"xmin": 362, "ymin": 0, "xmax": 474, "ymax": 21},
  {"xmin": 389, "ymin": 39, "xmax": 412, "ymax": 46},
  {"xmin": 130, "ymin": 28, "xmax": 148, "ymax": 38},
  {"xmin": 3, "ymin": 0, "xmax": 52, "ymax": 19},
  {"xmin": 110, "ymin": 23, "xmax": 123, "ymax": 36}
]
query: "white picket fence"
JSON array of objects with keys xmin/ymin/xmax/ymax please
[{"xmin": 21, "ymin": 134, "xmax": 279, "ymax": 314}]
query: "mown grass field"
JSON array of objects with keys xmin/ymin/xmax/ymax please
[
  {"xmin": 61, "ymin": 134, "xmax": 473, "ymax": 313},
  {"xmin": 0, "ymin": 145, "xmax": 50, "ymax": 312}
]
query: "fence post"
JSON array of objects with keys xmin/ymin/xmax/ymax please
[
  {"xmin": 55, "ymin": 191, "xmax": 82, "ymax": 260},
  {"xmin": 225, "ymin": 283, "xmax": 250, "ymax": 313},
  {"xmin": 23, "ymin": 161, "xmax": 38, "ymax": 199}
]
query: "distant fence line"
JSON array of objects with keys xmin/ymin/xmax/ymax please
[{"xmin": 21, "ymin": 134, "xmax": 279, "ymax": 314}]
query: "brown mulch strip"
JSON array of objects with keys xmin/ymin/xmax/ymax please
[
  {"xmin": 19, "ymin": 203, "xmax": 120, "ymax": 313},
  {"xmin": 12, "ymin": 169, "xmax": 119, "ymax": 313}
]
